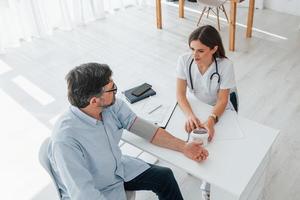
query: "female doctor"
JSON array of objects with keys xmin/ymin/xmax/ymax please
[
  {"xmin": 176, "ymin": 25, "xmax": 237, "ymax": 199},
  {"xmin": 176, "ymin": 25, "xmax": 236, "ymax": 140}
]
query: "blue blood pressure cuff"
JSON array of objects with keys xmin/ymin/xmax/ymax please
[{"xmin": 129, "ymin": 117, "xmax": 159, "ymax": 141}]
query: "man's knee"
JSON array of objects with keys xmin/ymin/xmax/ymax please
[
  {"xmin": 156, "ymin": 166, "xmax": 177, "ymax": 184},
  {"xmin": 155, "ymin": 166, "xmax": 172, "ymax": 176},
  {"xmin": 162, "ymin": 167, "xmax": 175, "ymax": 179}
]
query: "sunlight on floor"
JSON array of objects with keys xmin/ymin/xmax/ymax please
[
  {"xmin": 0, "ymin": 88, "xmax": 51, "ymax": 199},
  {"xmin": 12, "ymin": 76, "xmax": 55, "ymax": 106},
  {"xmin": 0, "ymin": 59, "xmax": 12, "ymax": 74}
]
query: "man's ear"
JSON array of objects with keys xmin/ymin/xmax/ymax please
[{"xmin": 89, "ymin": 96, "xmax": 101, "ymax": 106}]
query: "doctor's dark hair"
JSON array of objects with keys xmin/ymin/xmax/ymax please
[
  {"xmin": 65, "ymin": 63, "xmax": 112, "ymax": 108},
  {"xmin": 188, "ymin": 25, "xmax": 226, "ymax": 58}
]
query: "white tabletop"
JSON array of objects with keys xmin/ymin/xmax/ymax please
[
  {"xmin": 122, "ymin": 97, "xmax": 279, "ymax": 199},
  {"xmin": 120, "ymin": 83, "xmax": 177, "ymax": 128}
]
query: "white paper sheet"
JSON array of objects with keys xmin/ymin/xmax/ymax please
[
  {"xmin": 140, "ymin": 98, "xmax": 177, "ymax": 127},
  {"xmin": 189, "ymin": 98, "xmax": 244, "ymax": 141}
]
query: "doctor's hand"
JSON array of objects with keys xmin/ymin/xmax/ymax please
[
  {"xmin": 204, "ymin": 119, "xmax": 215, "ymax": 142},
  {"xmin": 185, "ymin": 114, "xmax": 202, "ymax": 133},
  {"xmin": 183, "ymin": 142, "xmax": 209, "ymax": 162}
]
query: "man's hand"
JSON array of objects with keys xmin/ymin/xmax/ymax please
[
  {"xmin": 185, "ymin": 115, "xmax": 202, "ymax": 133},
  {"xmin": 151, "ymin": 128, "xmax": 208, "ymax": 162},
  {"xmin": 183, "ymin": 142, "xmax": 209, "ymax": 162}
]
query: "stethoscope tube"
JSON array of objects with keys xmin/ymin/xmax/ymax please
[{"xmin": 188, "ymin": 56, "xmax": 220, "ymax": 90}]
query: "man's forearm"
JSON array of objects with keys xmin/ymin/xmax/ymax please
[
  {"xmin": 151, "ymin": 128, "xmax": 186, "ymax": 153},
  {"xmin": 129, "ymin": 117, "xmax": 208, "ymax": 162}
]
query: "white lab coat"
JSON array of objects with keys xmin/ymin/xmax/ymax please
[{"xmin": 176, "ymin": 53, "xmax": 236, "ymax": 110}]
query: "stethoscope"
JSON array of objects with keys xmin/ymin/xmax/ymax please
[{"xmin": 188, "ymin": 55, "xmax": 221, "ymax": 92}]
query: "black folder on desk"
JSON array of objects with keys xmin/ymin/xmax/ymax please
[{"xmin": 124, "ymin": 86, "xmax": 156, "ymax": 104}]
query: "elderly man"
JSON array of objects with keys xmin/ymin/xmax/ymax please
[{"xmin": 48, "ymin": 63, "xmax": 208, "ymax": 200}]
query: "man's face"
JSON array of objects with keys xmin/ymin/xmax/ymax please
[{"xmin": 98, "ymin": 81, "xmax": 117, "ymax": 108}]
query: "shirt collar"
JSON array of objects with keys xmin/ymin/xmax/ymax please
[{"xmin": 70, "ymin": 105, "xmax": 101, "ymax": 125}]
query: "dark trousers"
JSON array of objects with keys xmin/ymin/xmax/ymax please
[{"xmin": 124, "ymin": 164, "xmax": 184, "ymax": 200}]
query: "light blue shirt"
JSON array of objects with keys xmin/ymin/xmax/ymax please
[{"xmin": 48, "ymin": 99, "xmax": 150, "ymax": 200}]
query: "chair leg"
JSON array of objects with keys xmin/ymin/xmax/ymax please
[
  {"xmin": 221, "ymin": 5, "xmax": 229, "ymax": 23},
  {"xmin": 197, "ymin": 6, "xmax": 207, "ymax": 26},
  {"xmin": 210, "ymin": 8, "xmax": 217, "ymax": 16},
  {"xmin": 216, "ymin": 6, "xmax": 220, "ymax": 31},
  {"xmin": 207, "ymin": 7, "xmax": 211, "ymax": 18}
]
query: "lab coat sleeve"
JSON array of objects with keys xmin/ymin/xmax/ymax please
[
  {"xmin": 219, "ymin": 59, "xmax": 236, "ymax": 90},
  {"xmin": 52, "ymin": 142, "xmax": 107, "ymax": 200},
  {"xmin": 176, "ymin": 55, "xmax": 187, "ymax": 80}
]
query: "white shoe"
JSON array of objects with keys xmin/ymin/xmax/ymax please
[
  {"xmin": 201, "ymin": 190, "xmax": 210, "ymax": 200},
  {"xmin": 200, "ymin": 181, "xmax": 210, "ymax": 200}
]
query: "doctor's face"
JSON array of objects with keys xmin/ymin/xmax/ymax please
[{"xmin": 190, "ymin": 40, "xmax": 216, "ymax": 66}]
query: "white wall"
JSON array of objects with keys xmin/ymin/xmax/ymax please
[
  {"xmin": 264, "ymin": 0, "xmax": 300, "ymax": 16},
  {"xmin": 240, "ymin": 0, "xmax": 264, "ymax": 9},
  {"xmin": 240, "ymin": 0, "xmax": 300, "ymax": 16}
]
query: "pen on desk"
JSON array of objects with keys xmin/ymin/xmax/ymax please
[{"xmin": 148, "ymin": 105, "xmax": 162, "ymax": 114}]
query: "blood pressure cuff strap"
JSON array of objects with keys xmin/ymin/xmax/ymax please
[{"xmin": 129, "ymin": 117, "xmax": 159, "ymax": 142}]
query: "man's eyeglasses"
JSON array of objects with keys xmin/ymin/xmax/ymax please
[{"xmin": 103, "ymin": 83, "xmax": 118, "ymax": 94}]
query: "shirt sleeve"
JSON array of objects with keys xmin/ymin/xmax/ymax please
[
  {"xmin": 113, "ymin": 99, "xmax": 137, "ymax": 130},
  {"xmin": 176, "ymin": 55, "xmax": 187, "ymax": 80},
  {"xmin": 53, "ymin": 141, "xmax": 107, "ymax": 200},
  {"xmin": 219, "ymin": 59, "xmax": 236, "ymax": 90}
]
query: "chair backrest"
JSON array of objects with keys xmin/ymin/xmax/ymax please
[
  {"xmin": 197, "ymin": 0, "xmax": 227, "ymax": 7},
  {"xmin": 230, "ymin": 87, "xmax": 239, "ymax": 112},
  {"xmin": 39, "ymin": 137, "xmax": 62, "ymax": 200}
]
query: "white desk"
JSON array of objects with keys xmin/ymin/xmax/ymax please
[{"xmin": 122, "ymin": 98, "xmax": 279, "ymax": 200}]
